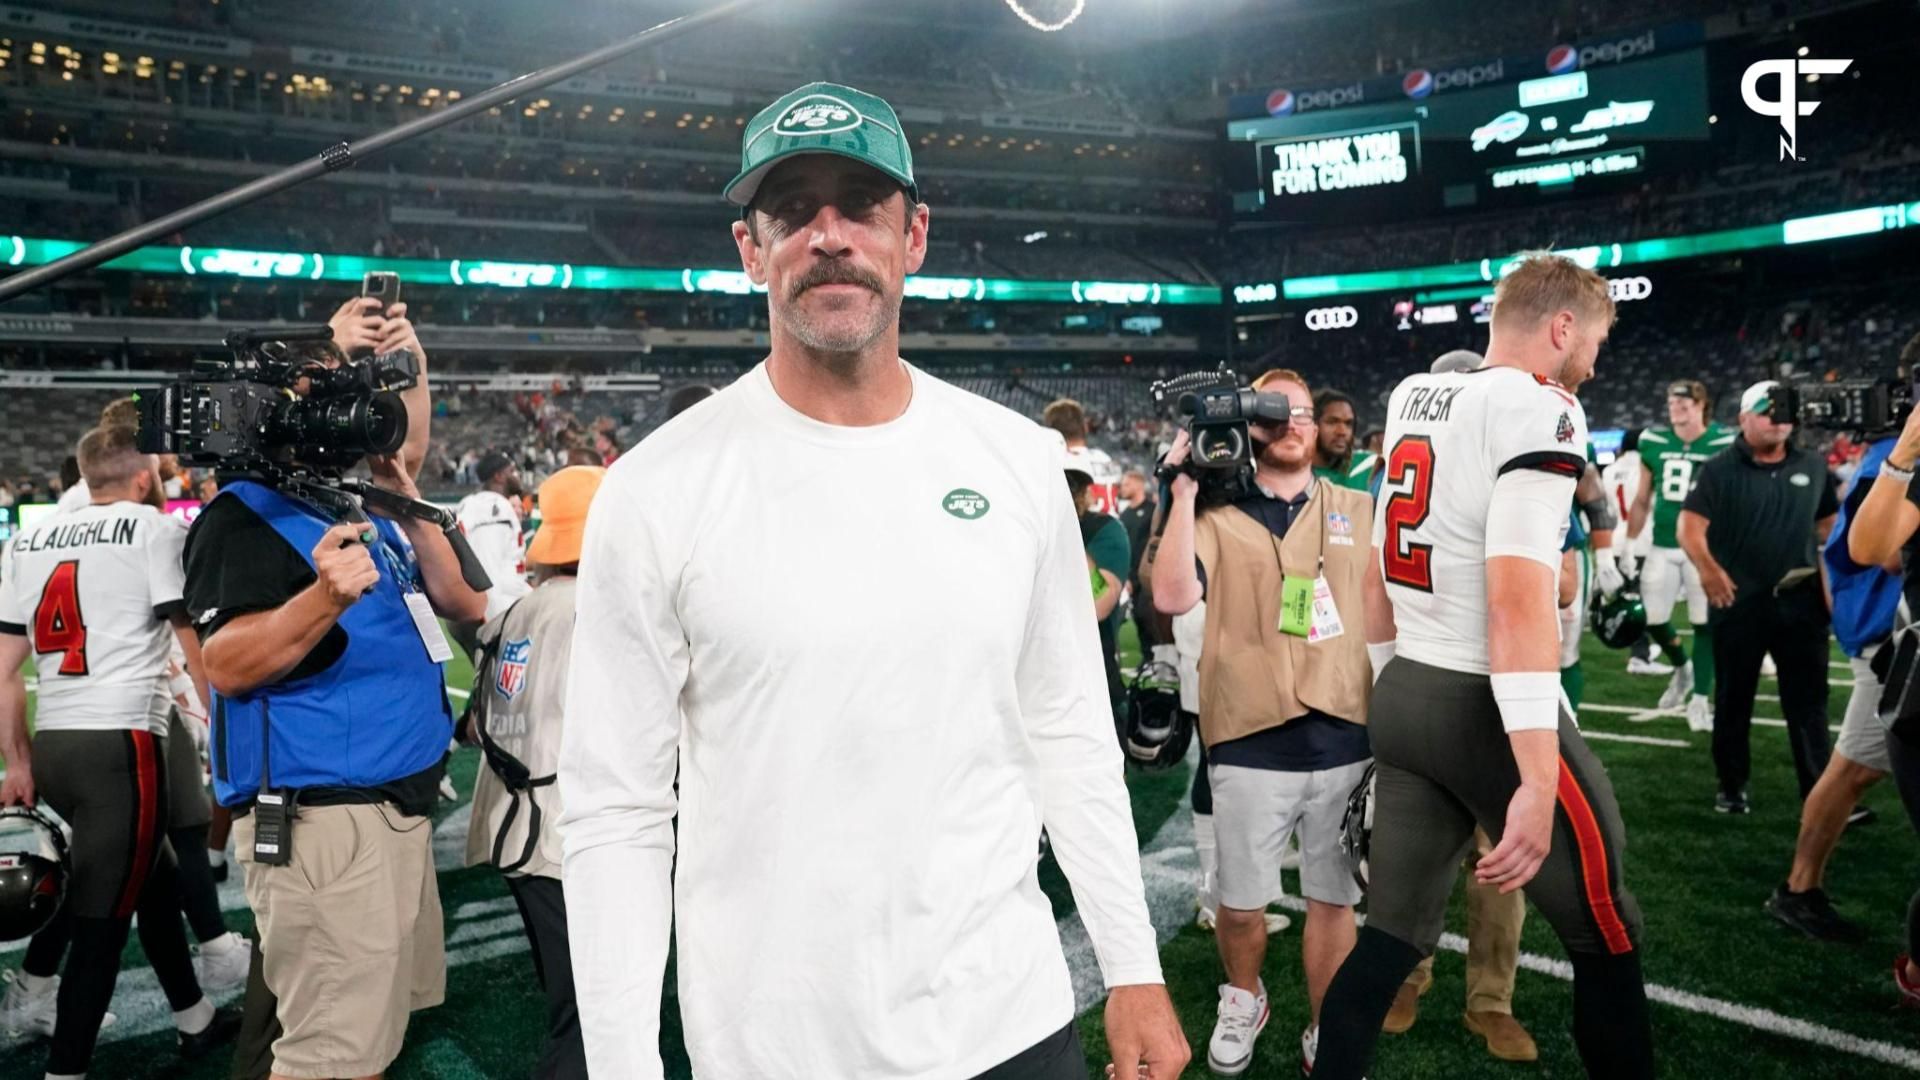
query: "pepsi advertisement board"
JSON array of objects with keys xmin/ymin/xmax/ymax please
[
  {"xmin": 1228, "ymin": 20, "xmax": 1705, "ymax": 121},
  {"xmin": 1229, "ymin": 49, "xmax": 1710, "ymax": 222}
]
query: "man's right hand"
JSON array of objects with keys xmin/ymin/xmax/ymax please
[
  {"xmin": 328, "ymin": 297, "xmax": 385, "ymax": 357},
  {"xmin": 0, "ymin": 769, "xmax": 34, "ymax": 807},
  {"xmin": 313, "ymin": 522, "xmax": 379, "ymax": 608},
  {"xmin": 1700, "ymin": 562, "xmax": 1737, "ymax": 608}
]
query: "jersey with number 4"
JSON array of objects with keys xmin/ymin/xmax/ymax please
[
  {"xmin": 1638, "ymin": 422, "xmax": 1734, "ymax": 548},
  {"xmin": 1374, "ymin": 367, "xmax": 1589, "ymax": 675},
  {"xmin": 0, "ymin": 502, "xmax": 186, "ymax": 733}
]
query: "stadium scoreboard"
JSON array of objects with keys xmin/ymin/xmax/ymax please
[{"xmin": 1229, "ymin": 50, "xmax": 1710, "ymax": 221}]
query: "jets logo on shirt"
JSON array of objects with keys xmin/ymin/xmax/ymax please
[
  {"xmin": 496, "ymin": 637, "xmax": 532, "ymax": 700},
  {"xmin": 1555, "ymin": 413, "xmax": 1576, "ymax": 444},
  {"xmin": 942, "ymin": 489, "xmax": 991, "ymax": 520}
]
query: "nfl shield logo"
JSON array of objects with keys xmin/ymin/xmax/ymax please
[{"xmin": 496, "ymin": 637, "xmax": 532, "ymax": 701}]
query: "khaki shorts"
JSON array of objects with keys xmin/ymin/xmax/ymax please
[{"xmin": 234, "ymin": 802, "xmax": 445, "ymax": 1079}]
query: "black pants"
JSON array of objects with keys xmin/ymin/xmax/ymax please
[
  {"xmin": 1888, "ymin": 723, "xmax": 1920, "ymax": 960},
  {"xmin": 229, "ymin": 938, "xmax": 280, "ymax": 1080},
  {"xmin": 1711, "ymin": 598, "xmax": 1832, "ymax": 798},
  {"xmin": 33, "ymin": 729, "xmax": 205, "ymax": 1074},
  {"xmin": 170, "ymin": 823, "xmax": 228, "ymax": 944},
  {"xmin": 508, "ymin": 874, "xmax": 588, "ymax": 1080},
  {"xmin": 970, "ymin": 1021, "xmax": 1088, "ymax": 1080}
]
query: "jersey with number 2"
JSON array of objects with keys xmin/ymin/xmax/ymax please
[
  {"xmin": 1374, "ymin": 367, "xmax": 1590, "ymax": 674},
  {"xmin": 0, "ymin": 502, "xmax": 186, "ymax": 733}
]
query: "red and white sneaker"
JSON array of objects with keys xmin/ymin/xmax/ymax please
[
  {"xmin": 1206, "ymin": 981, "xmax": 1269, "ymax": 1076},
  {"xmin": 1897, "ymin": 955, "xmax": 1920, "ymax": 1010}
]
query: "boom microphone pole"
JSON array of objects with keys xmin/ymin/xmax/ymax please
[{"xmin": 0, "ymin": 0, "xmax": 766, "ymax": 303}]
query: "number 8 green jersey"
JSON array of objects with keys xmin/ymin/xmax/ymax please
[{"xmin": 1638, "ymin": 421, "xmax": 1736, "ymax": 547}]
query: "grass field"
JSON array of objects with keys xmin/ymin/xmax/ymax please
[{"xmin": 3, "ymin": 624, "xmax": 1917, "ymax": 1079}]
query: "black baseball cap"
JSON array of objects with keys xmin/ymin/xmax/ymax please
[{"xmin": 476, "ymin": 452, "xmax": 515, "ymax": 484}]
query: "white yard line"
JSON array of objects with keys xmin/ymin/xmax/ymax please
[
  {"xmin": 1582, "ymin": 730, "xmax": 1691, "ymax": 748},
  {"xmin": 1271, "ymin": 890, "xmax": 1920, "ymax": 1072}
]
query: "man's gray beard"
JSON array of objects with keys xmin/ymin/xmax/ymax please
[{"xmin": 778, "ymin": 288, "xmax": 902, "ymax": 367}]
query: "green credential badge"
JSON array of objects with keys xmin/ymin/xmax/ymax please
[{"xmin": 942, "ymin": 489, "xmax": 990, "ymax": 520}]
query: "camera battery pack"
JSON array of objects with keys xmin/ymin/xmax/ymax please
[{"xmin": 252, "ymin": 790, "xmax": 293, "ymax": 866}]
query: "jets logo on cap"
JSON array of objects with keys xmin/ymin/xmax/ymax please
[{"xmin": 775, "ymin": 95, "xmax": 863, "ymax": 136}]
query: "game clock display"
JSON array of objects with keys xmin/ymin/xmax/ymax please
[{"xmin": 1229, "ymin": 49, "xmax": 1711, "ymax": 221}]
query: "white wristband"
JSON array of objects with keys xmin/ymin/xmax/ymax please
[
  {"xmin": 1367, "ymin": 640, "xmax": 1396, "ymax": 684},
  {"xmin": 1880, "ymin": 462, "xmax": 1915, "ymax": 485},
  {"xmin": 1490, "ymin": 671, "xmax": 1562, "ymax": 733}
]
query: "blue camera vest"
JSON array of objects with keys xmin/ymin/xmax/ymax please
[
  {"xmin": 1824, "ymin": 437, "xmax": 1903, "ymax": 659},
  {"xmin": 208, "ymin": 481, "xmax": 453, "ymax": 807}
]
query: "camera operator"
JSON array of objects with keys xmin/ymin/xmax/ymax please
[
  {"xmin": 1677, "ymin": 381, "xmax": 1839, "ymax": 815},
  {"xmin": 1761, "ymin": 390, "xmax": 1908, "ymax": 942},
  {"xmin": 1147, "ymin": 368, "xmax": 1379, "ymax": 1075},
  {"xmin": 1835, "ymin": 337, "xmax": 1920, "ymax": 1006},
  {"xmin": 181, "ymin": 296, "xmax": 485, "ymax": 1080}
]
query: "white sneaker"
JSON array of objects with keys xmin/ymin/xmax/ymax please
[
  {"xmin": 1264, "ymin": 911, "xmax": 1292, "ymax": 935},
  {"xmin": 0, "ymin": 970, "xmax": 116, "ymax": 1038},
  {"xmin": 1686, "ymin": 694, "xmax": 1714, "ymax": 733},
  {"xmin": 193, "ymin": 932, "xmax": 252, "ymax": 994},
  {"xmin": 1196, "ymin": 900, "xmax": 1216, "ymax": 931},
  {"xmin": 1206, "ymin": 982, "xmax": 1269, "ymax": 1076},
  {"xmin": 1279, "ymin": 832, "xmax": 1301, "ymax": 871},
  {"xmin": 1626, "ymin": 657, "xmax": 1673, "ymax": 677},
  {"xmin": 1301, "ymin": 1024, "xmax": 1318, "ymax": 1074},
  {"xmin": 1761, "ymin": 653, "xmax": 1777, "ymax": 678},
  {"xmin": 1658, "ymin": 661, "xmax": 1693, "ymax": 710}
]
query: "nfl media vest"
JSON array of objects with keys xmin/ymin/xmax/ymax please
[{"xmin": 209, "ymin": 481, "xmax": 454, "ymax": 807}]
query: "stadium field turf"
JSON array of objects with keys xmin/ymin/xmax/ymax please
[{"xmin": 4, "ymin": 626, "xmax": 1916, "ymax": 1078}]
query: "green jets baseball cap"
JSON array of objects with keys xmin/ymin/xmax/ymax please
[{"xmin": 723, "ymin": 81, "xmax": 918, "ymax": 208}]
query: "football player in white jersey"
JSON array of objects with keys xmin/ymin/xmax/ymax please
[
  {"xmin": 0, "ymin": 424, "xmax": 239, "ymax": 1077},
  {"xmin": 455, "ymin": 451, "xmax": 533, "ymax": 622},
  {"xmin": 1312, "ymin": 254, "xmax": 1651, "ymax": 1079}
]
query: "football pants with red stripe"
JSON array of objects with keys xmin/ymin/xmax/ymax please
[
  {"xmin": 31, "ymin": 728, "xmax": 207, "ymax": 1074},
  {"xmin": 1312, "ymin": 657, "xmax": 1653, "ymax": 1078}
]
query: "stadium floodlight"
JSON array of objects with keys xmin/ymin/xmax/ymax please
[
  {"xmin": 0, "ymin": 0, "xmax": 765, "ymax": 303},
  {"xmin": 1003, "ymin": 0, "xmax": 1085, "ymax": 32}
]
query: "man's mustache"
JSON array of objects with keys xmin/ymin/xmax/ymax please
[{"xmin": 790, "ymin": 261, "xmax": 885, "ymax": 301}]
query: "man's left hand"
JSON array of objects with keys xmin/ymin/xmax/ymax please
[
  {"xmin": 366, "ymin": 453, "xmax": 421, "ymax": 505},
  {"xmin": 1104, "ymin": 984, "xmax": 1190, "ymax": 1080}
]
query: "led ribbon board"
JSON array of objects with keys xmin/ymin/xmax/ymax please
[
  {"xmin": 0, "ymin": 237, "xmax": 1220, "ymax": 306},
  {"xmin": 1274, "ymin": 199, "xmax": 1920, "ymax": 299}
]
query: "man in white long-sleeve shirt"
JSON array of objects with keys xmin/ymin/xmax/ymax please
[{"xmin": 558, "ymin": 81, "xmax": 1188, "ymax": 1080}]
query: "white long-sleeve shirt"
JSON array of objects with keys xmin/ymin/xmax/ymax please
[
  {"xmin": 454, "ymin": 489, "xmax": 532, "ymax": 619},
  {"xmin": 559, "ymin": 360, "xmax": 1161, "ymax": 1080}
]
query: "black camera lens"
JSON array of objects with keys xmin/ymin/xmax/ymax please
[{"xmin": 267, "ymin": 389, "xmax": 408, "ymax": 458}]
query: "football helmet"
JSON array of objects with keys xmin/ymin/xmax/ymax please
[
  {"xmin": 1120, "ymin": 660, "xmax": 1193, "ymax": 770},
  {"xmin": 1591, "ymin": 579, "xmax": 1649, "ymax": 649},
  {"xmin": 1338, "ymin": 763, "xmax": 1376, "ymax": 891},
  {"xmin": 0, "ymin": 806, "xmax": 70, "ymax": 942}
]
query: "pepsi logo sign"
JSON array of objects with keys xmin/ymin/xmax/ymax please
[
  {"xmin": 1402, "ymin": 70, "xmax": 1434, "ymax": 100},
  {"xmin": 1266, "ymin": 89, "xmax": 1296, "ymax": 117},
  {"xmin": 1304, "ymin": 306, "xmax": 1360, "ymax": 331},
  {"xmin": 1546, "ymin": 44, "xmax": 1578, "ymax": 74}
]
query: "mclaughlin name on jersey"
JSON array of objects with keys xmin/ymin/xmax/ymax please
[{"xmin": 14, "ymin": 516, "xmax": 140, "ymax": 553}]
